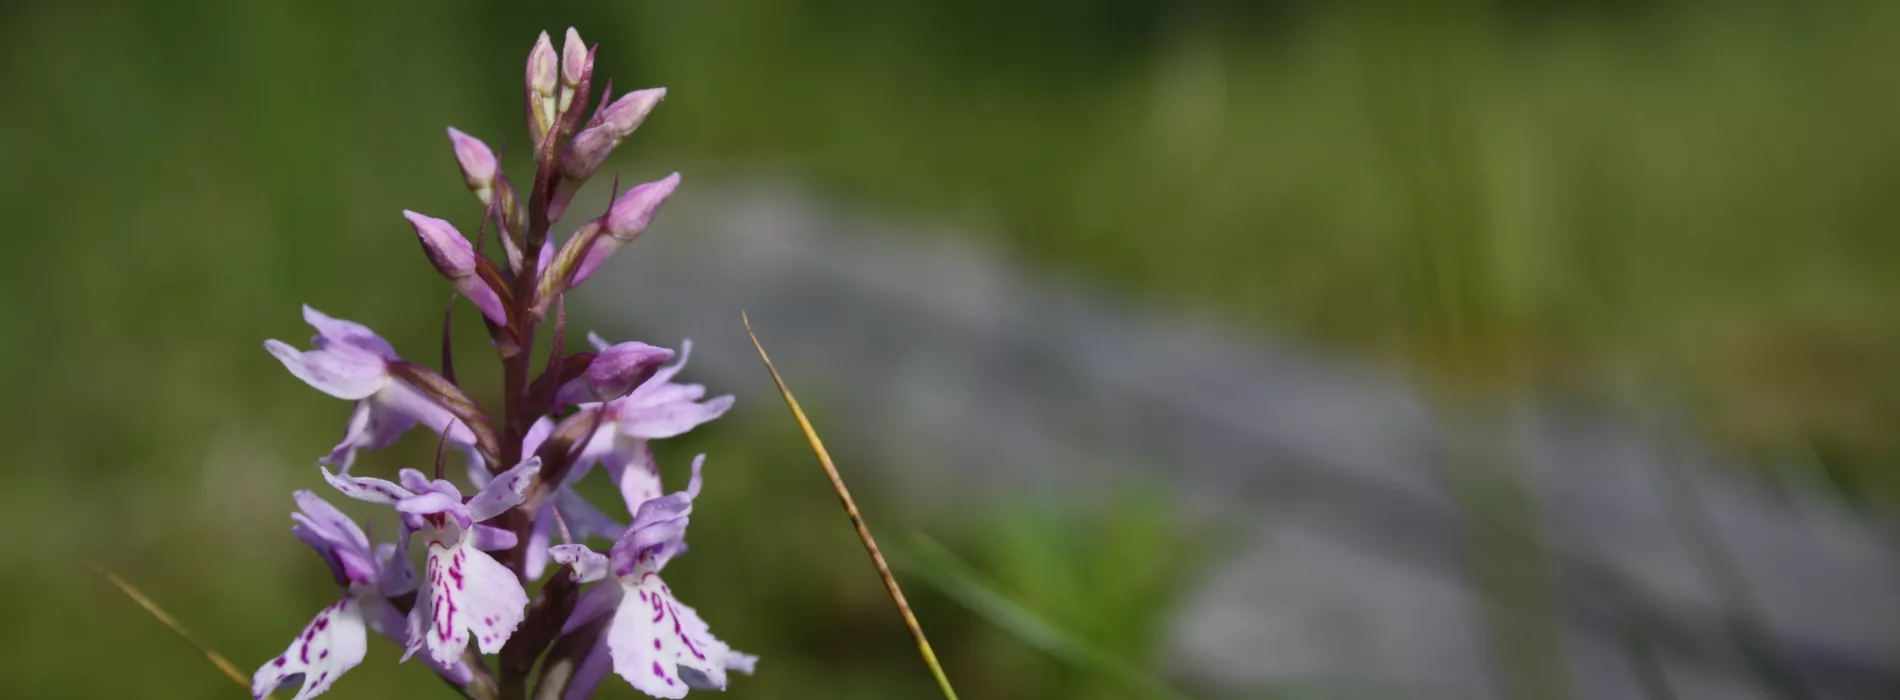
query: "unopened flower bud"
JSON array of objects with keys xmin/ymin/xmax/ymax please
[
  {"xmin": 555, "ymin": 89, "xmax": 665, "ymax": 185},
  {"xmin": 598, "ymin": 88, "xmax": 665, "ymax": 139},
  {"xmin": 606, "ymin": 172, "xmax": 680, "ymax": 240},
  {"xmin": 569, "ymin": 173, "xmax": 680, "ymax": 287},
  {"xmin": 559, "ymin": 27, "xmax": 588, "ymax": 114},
  {"xmin": 446, "ymin": 127, "xmax": 498, "ymax": 205},
  {"xmin": 403, "ymin": 211, "xmax": 508, "ymax": 326},
  {"xmin": 559, "ymin": 124, "xmax": 615, "ymax": 182},
  {"xmin": 526, "ymin": 31, "xmax": 560, "ymax": 144},
  {"xmin": 555, "ymin": 341, "xmax": 673, "ymax": 406}
]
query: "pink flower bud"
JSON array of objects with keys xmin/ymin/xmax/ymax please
[
  {"xmin": 446, "ymin": 127, "xmax": 498, "ymax": 204},
  {"xmin": 526, "ymin": 31, "xmax": 560, "ymax": 142},
  {"xmin": 559, "ymin": 124, "xmax": 614, "ymax": 182},
  {"xmin": 554, "ymin": 341, "xmax": 674, "ymax": 406},
  {"xmin": 598, "ymin": 88, "xmax": 665, "ymax": 139},
  {"xmin": 405, "ymin": 210, "xmax": 476, "ymax": 277},
  {"xmin": 606, "ymin": 173, "xmax": 680, "ymax": 240},
  {"xmin": 403, "ymin": 211, "xmax": 508, "ymax": 326},
  {"xmin": 560, "ymin": 28, "xmax": 588, "ymax": 113},
  {"xmin": 569, "ymin": 173, "xmax": 681, "ymax": 288},
  {"xmin": 586, "ymin": 342, "xmax": 672, "ymax": 399}
]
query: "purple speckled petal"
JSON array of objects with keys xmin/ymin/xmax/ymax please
[
  {"xmin": 467, "ymin": 457, "xmax": 540, "ymax": 522},
  {"xmin": 409, "ymin": 542, "xmax": 528, "ymax": 667},
  {"xmin": 321, "ymin": 466, "xmax": 415, "ymax": 505},
  {"xmin": 251, "ymin": 596, "xmax": 369, "ymax": 700},
  {"xmin": 549, "ymin": 544, "xmax": 611, "ymax": 583},
  {"xmin": 265, "ymin": 340, "xmax": 388, "ymax": 401},
  {"xmin": 471, "ymin": 524, "xmax": 518, "ymax": 551},
  {"xmin": 605, "ymin": 568, "xmax": 744, "ymax": 698}
]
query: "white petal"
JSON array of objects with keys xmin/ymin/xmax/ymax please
[
  {"xmin": 413, "ymin": 541, "xmax": 531, "ymax": 667},
  {"xmin": 459, "ymin": 546, "xmax": 530, "ymax": 654},
  {"xmin": 251, "ymin": 597, "xmax": 368, "ymax": 700},
  {"xmin": 606, "ymin": 572, "xmax": 749, "ymax": 698}
]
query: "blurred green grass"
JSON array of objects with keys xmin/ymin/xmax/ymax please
[{"xmin": 6, "ymin": 1, "xmax": 1900, "ymax": 697}]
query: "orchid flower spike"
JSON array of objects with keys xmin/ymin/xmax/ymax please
[
  {"xmin": 321, "ymin": 457, "xmax": 541, "ymax": 668},
  {"xmin": 265, "ymin": 306, "xmax": 477, "ymax": 473},
  {"xmin": 253, "ymin": 492, "xmax": 474, "ymax": 700},
  {"xmin": 550, "ymin": 456, "xmax": 756, "ymax": 698}
]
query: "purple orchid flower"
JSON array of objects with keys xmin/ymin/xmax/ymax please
[
  {"xmin": 265, "ymin": 306, "xmax": 477, "ymax": 473},
  {"xmin": 568, "ymin": 335, "xmax": 733, "ymax": 512},
  {"xmin": 550, "ymin": 456, "xmax": 755, "ymax": 698},
  {"xmin": 252, "ymin": 492, "xmax": 474, "ymax": 700},
  {"xmin": 321, "ymin": 458, "xmax": 540, "ymax": 668}
]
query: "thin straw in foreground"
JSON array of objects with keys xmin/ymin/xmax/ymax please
[
  {"xmin": 89, "ymin": 562, "xmax": 268, "ymax": 698},
  {"xmin": 742, "ymin": 311, "xmax": 960, "ymax": 700}
]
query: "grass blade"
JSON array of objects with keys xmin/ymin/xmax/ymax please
[
  {"xmin": 89, "ymin": 562, "xmax": 266, "ymax": 697},
  {"xmin": 742, "ymin": 311, "xmax": 960, "ymax": 700}
]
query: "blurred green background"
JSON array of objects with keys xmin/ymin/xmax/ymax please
[{"xmin": 6, "ymin": 0, "xmax": 1900, "ymax": 698}]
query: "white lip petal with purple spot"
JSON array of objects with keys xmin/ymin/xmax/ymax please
[{"xmin": 251, "ymin": 597, "xmax": 369, "ymax": 700}]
